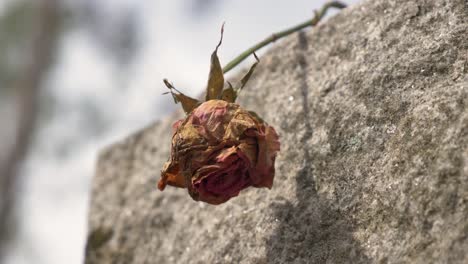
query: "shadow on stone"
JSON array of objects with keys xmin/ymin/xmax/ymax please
[
  {"xmin": 266, "ymin": 167, "xmax": 371, "ymax": 263},
  {"xmin": 266, "ymin": 31, "xmax": 371, "ymax": 263}
]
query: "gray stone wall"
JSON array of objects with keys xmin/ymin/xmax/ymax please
[{"xmin": 86, "ymin": 0, "xmax": 468, "ymax": 263}]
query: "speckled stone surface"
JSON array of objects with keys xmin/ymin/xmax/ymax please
[{"xmin": 85, "ymin": 0, "xmax": 468, "ymax": 263}]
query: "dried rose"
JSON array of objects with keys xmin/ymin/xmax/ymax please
[
  {"xmin": 159, "ymin": 100, "xmax": 280, "ymax": 204},
  {"xmin": 158, "ymin": 25, "xmax": 280, "ymax": 205}
]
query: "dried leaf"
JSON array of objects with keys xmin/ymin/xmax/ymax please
[
  {"xmin": 239, "ymin": 52, "xmax": 259, "ymax": 90},
  {"xmin": 205, "ymin": 24, "xmax": 225, "ymax": 101},
  {"xmin": 220, "ymin": 53, "xmax": 260, "ymax": 103},
  {"xmin": 175, "ymin": 94, "xmax": 200, "ymax": 114},
  {"xmin": 163, "ymin": 79, "xmax": 200, "ymax": 114},
  {"xmin": 220, "ymin": 81, "xmax": 237, "ymax": 103}
]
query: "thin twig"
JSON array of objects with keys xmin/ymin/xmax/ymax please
[{"xmin": 222, "ymin": 1, "xmax": 346, "ymax": 74}]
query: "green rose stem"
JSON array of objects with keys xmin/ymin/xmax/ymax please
[{"xmin": 222, "ymin": 1, "xmax": 347, "ymax": 74}]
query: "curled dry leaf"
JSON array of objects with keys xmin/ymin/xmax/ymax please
[
  {"xmin": 205, "ymin": 23, "xmax": 225, "ymax": 101},
  {"xmin": 163, "ymin": 79, "xmax": 200, "ymax": 114},
  {"xmin": 159, "ymin": 25, "xmax": 280, "ymax": 205}
]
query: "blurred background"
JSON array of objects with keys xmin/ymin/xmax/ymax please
[{"xmin": 0, "ymin": 0, "xmax": 357, "ymax": 263}]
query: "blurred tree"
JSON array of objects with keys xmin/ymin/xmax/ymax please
[
  {"xmin": 0, "ymin": 0, "xmax": 61, "ymax": 261},
  {"xmin": 0, "ymin": 1, "xmax": 35, "ymax": 94},
  {"xmin": 79, "ymin": 1, "xmax": 140, "ymax": 67}
]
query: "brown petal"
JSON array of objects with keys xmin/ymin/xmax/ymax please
[
  {"xmin": 237, "ymin": 137, "xmax": 257, "ymax": 166},
  {"xmin": 251, "ymin": 126, "xmax": 280, "ymax": 188},
  {"xmin": 191, "ymin": 100, "xmax": 232, "ymax": 141},
  {"xmin": 213, "ymin": 146, "xmax": 238, "ymax": 164},
  {"xmin": 224, "ymin": 110, "xmax": 257, "ymax": 140},
  {"xmin": 159, "ymin": 162, "xmax": 186, "ymax": 190},
  {"xmin": 191, "ymin": 153, "xmax": 250, "ymax": 205},
  {"xmin": 172, "ymin": 119, "xmax": 183, "ymax": 134}
]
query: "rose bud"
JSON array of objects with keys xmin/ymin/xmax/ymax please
[
  {"xmin": 158, "ymin": 24, "xmax": 280, "ymax": 205},
  {"xmin": 159, "ymin": 100, "xmax": 280, "ymax": 204}
]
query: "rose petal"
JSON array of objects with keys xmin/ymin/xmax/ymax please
[
  {"xmin": 172, "ymin": 119, "xmax": 183, "ymax": 134},
  {"xmin": 159, "ymin": 99, "xmax": 281, "ymax": 205},
  {"xmin": 224, "ymin": 110, "xmax": 257, "ymax": 140},
  {"xmin": 237, "ymin": 138, "xmax": 257, "ymax": 167},
  {"xmin": 191, "ymin": 100, "xmax": 231, "ymax": 141},
  {"xmin": 159, "ymin": 162, "xmax": 186, "ymax": 190},
  {"xmin": 250, "ymin": 126, "xmax": 280, "ymax": 188},
  {"xmin": 193, "ymin": 157, "xmax": 251, "ymax": 205},
  {"xmin": 215, "ymin": 146, "xmax": 238, "ymax": 163}
]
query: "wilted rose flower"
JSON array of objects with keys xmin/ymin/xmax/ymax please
[
  {"xmin": 158, "ymin": 100, "xmax": 280, "ymax": 204},
  {"xmin": 158, "ymin": 24, "xmax": 280, "ymax": 204}
]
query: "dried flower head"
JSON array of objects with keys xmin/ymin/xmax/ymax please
[{"xmin": 159, "ymin": 25, "xmax": 280, "ymax": 205}]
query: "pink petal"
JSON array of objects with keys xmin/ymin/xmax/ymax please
[{"xmin": 251, "ymin": 126, "xmax": 280, "ymax": 188}]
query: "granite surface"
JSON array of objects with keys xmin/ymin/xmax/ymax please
[{"xmin": 86, "ymin": 0, "xmax": 468, "ymax": 263}]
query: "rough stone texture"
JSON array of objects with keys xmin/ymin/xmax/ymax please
[{"xmin": 86, "ymin": 0, "xmax": 468, "ymax": 263}]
